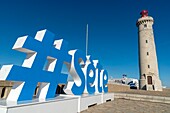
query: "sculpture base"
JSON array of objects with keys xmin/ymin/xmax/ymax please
[
  {"xmin": 0, "ymin": 93, "xmax": 114, "ymax": 113},
  {"xmin": 60, "ymin": 93, "xmax": 114, "ymax": 112}
]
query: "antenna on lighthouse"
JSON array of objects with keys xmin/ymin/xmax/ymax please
[{"xmin": 86, "ymin": 24, "xmax": 88, "ymax": 56}]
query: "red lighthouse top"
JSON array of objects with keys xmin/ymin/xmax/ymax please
[{"xmin": 140, "ymin": 10, "xmax": 148, "ymax": 17}]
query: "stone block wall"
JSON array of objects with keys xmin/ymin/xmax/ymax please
[{"xmin": 108, "ymin": 84, "xmax": 130, "ymax": 92}]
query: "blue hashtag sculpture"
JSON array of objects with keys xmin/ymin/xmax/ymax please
[{"xmin": 0, "ymin": 29, "xmax": 71, "ymax": 101}]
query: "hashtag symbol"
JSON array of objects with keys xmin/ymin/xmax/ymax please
[{"xmin": 0, "ymin": 29, "xmax": 71, "ymax": 101}]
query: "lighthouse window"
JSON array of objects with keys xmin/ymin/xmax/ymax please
[
  {"xmin": 148, "ymin": 65, "xmax": 150, "ymax": 68},
  {"xmin": 147, "ymin": 52, "xmax": 149, "ymax": 55},
  {"xmin": 144, "ymin": 24, "xmax": 147, "ymax": 28},
  {"xmin": 146, "ymin": 40, "xmax": 148, "ymax": 43}
]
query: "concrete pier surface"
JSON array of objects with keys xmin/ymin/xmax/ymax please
[
  {"xmin": 81, "ymin": 98, "xmax": 170, "ymax": 113},
  {"xmin": 81, "ymin": 86, "xmax": 170, "ymax": 113}
]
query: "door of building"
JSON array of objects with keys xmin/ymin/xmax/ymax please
[{"xmin": 147, "ymin": 76, "xmax": 152, "ymax": 85}]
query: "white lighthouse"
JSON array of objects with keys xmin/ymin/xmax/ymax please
[{"xmin": 136, "ymin": 10, "xmax": 162, "ymax": 91}]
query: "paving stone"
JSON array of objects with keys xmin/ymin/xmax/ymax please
[{"xmin": 81, "ymin": 99, "xmax": 170, "ymax": 113}]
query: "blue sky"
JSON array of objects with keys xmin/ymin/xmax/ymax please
[{"xmin": 0, "ymin": 0, "xmax": 170, "ymax": 87}]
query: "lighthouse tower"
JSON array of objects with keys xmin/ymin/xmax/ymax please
[{"xmin": 136, "ymin": 10, "xmax": 162, "ymax": 91}]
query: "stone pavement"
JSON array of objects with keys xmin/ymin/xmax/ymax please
[{"xmin": 81, "ymin": 98, "xmax": 170, "ymax": 113}]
